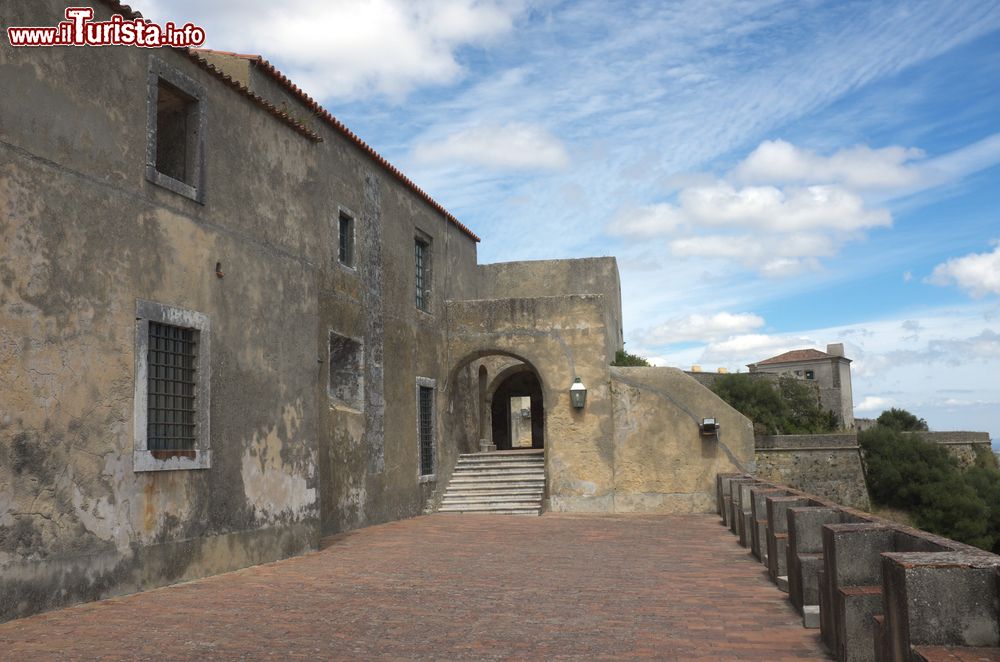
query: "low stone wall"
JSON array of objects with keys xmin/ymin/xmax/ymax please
[
  {"xmin": 903, "ymin": 431, "xmax": 993, "ymax": 468},
  {"xmin": 605, "ymin": 367, "xmax": 756, "ymax": 514},
  {"xmin": 716, "ymin": 472, "xmax": 1000, "ymax": 661},
  {"xmin": 754, "ymin": 434, "xmax": 870, "ymax": 510}
]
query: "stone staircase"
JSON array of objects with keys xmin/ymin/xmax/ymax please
[{"xmin": 438, "ymin": 449, "xmax": 545, "ymax": 515}]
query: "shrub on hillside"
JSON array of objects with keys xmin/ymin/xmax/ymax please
[{"xmin": 859, "ymin": 425, "xmax": 1000, "ymax": 553}]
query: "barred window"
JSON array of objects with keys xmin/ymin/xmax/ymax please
[
  {"xmin": 133, "ymin": 300, "xmax": 211, "ymax": 472},
  {"xmin": 418, "ymin": 385, "xmax": 434, "ymax": 477},
  {"xmin": 338, "ymin": 212, "xmax": 354, "ymax": 267},
  {"xmin": 147, "ymin": 322, "xmax": 197, "ymax": 457},
  {"xmin": 415, "ymin": 238, "xmax": 428, "ymax": 311}
]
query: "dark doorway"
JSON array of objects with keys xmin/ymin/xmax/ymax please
[{"xmin": 490, "ymin": 370, "xmax": 544, "ymax": 450}]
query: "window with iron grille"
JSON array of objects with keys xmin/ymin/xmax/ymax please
[
  {"xmin": 418, "ymin": 385, "xmax": 435, "ymax": 477},
  {"xmin": 147, "ymin": 322, "xmax": 197, "ymax": 455},
  {"xmin": 415, "ymin": 238, "xmax": 429, "ymax": 311},
  {"xmin": 338, "ymin": 211, "xmax": 354, "ymax": 267},
  {"xmin": 133, "ymin": 300, "xmax": 211, "ymax": 472}
]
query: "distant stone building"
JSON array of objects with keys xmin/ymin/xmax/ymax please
[{"xmin": 747, "ymin": 343, "xmax": 854, "ymax": 428}]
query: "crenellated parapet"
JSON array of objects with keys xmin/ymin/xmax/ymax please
[{"xmin": 716, "ymin": 472, "xmax": 1000, "ymax": 661}]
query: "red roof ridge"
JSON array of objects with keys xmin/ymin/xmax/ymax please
[{"xmin": 751, "ymin": 348, "xmax": 834, "ymax": 366}]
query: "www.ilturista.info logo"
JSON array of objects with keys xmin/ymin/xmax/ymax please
[{"xmin": 6, "ymin": 7, "xmax": 206, "ymax": 48}]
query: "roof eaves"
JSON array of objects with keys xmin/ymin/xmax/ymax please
[
  {"xmin": 94, "ymin": 1, "xmax": 321, "ymax": 142},
  {"xmin": 195, "ymin": 49, "xmax": 482, "ymax": 243}
]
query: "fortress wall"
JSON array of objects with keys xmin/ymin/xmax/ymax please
[
  {"xmin": 754, "ymin": 434, "xmax": 871, "ymax": 510},
  {"xmin": 902, "ymin": 431, "xmax": 993, "ymax": 468}
]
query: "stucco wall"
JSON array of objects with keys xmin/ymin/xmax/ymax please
[
  {"xmin": 476, "ymin": 258, "xmax": 624, "ymax": 359},
  {"xmin": 754, "ymin": 434, "xmax": 871, "ymax": 509},
  {"xmin": 609, "ymin": 367, "xmax": 756, "ymax": 513},
  {"xmin": 0, "ymin": 0, "xmax": 482, "ymax": 621},
  {"xmin": 445, "ymin": 295, "xmax": 616, "ymax": 512}
]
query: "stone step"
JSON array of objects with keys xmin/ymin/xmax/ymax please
[
  {"xmin": 455, "ymin": 459, "xmax": 544, "ymax": 469},
  {"xmin": 452, "ymin": 467, "xmax": 545, "ymax": 478},
  {"xmin": 459, "ymin": 450, "xmax": 544, "ymax": 459},
  {"xmin": 441, "ymin": 496, "xmax": 543, "ymax": 507},
  {"xmin": 438, "ymin": 450, "xmax": 546, "ymax": 516},
  {"xmin": 448, "ymin": 477, "xmax": 545, "ymax": 486},
  {"xmin": 443, "ymin": 487, "xmax": 544, "ymax": 496},
  {"xmin": 438, "ymin": 505, "xmax": 541, "ymax": 515}
]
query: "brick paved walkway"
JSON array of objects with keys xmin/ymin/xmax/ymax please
[{"xmin": 0, "ymin": 514, "xmax": 830, "ymax": 661}]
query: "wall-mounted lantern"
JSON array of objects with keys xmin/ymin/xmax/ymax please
[
  {"xmin": 570, "ymin": 378, "xmax": 587, "ymax": 408},
  {"xmin": 700, "ymin": 417, "xmax": 719, "ymax": 437}
]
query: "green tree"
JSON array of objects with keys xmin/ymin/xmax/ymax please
[
  {"xmin": 778, "ymin": 376, "xmax": 839, "ymax": 434},
  {"xmin": 875, "ymin": 407, "xmax": 928, "ymax": 431},
  {"xmin": 858, "ymin": 426, "xmax": 999, "ymax": 553},
  {"xmin": 710, "ymin": 374, "xmax": 837, "ymax": 435}
]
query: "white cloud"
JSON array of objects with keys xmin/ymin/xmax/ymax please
[
  {"xmin": 144, "ymin": 0, "xmax": 523, "ymax": 100},
  {"xmin": 609, "ymin": 203, "xmax": 687, "ymax": 237},
  {"xmin": 698, "ymin": 333, "xmax": 819, "ymax": 366},
  {"xmin": 638, "ymin": 312, "xmax": 764, "ymax": 345},
  {"xmin": 412, "ymin": 123, "xmax": 569, "ymax": 171},
  {"xmin": 609, "ymin": 140, "xmax": 896, "ymax": 276},
  {"xmin": 855, "ymin": 396, "xmax": 892, "ymax": 413},
  {"xmin": 679, "ymin": 183, "xmax": 891, "ymax": 232},
  {"xmin": 668, "ymin": 232, "xmax": 832, "ymax": 277},
  {"xmin": 734, "ymin": 139, "xmax": 925, "ymax": 190},
  {"xmin": 928, "ymin": 243, "xmax": 1000, "ymax": 298}
]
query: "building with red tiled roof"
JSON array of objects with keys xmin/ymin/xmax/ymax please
[{"xmin": 747, "ymin": 343, "xmax": 855, "ymax": 427}]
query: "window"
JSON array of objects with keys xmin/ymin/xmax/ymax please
[
  {"xmin": 146, "ymin": 59, "xmax": 205, "ymax": 202},
  {"xmin": 133, "ymin": 300, "xmax": 211, "ymax": 472},
  {"xmin": 328, "ymin": 331, "xmax": 363, "ymax": 410},
  {"xmin": 338, "ymin": 211, "xmax": 355, "ymax": 267},
  {"xmin": 805, "ymin": 370, "xmax": 815, "ymax": 380},
  {"xmin": 416, "ymin": 377, "xmax": 436, "ymax": 480},
  {"xmin": 415, "ymin": 238, "xmax": 429, "ymax": 311}
]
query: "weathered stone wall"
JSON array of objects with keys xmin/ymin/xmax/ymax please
[
  {"xmin": 902, "ymin": 431, "xmax": 993, "ymax": 468},
  {"xmin": 0, "ymin": 0, "xmax": 482, "ymax": 621},
  {"xmin": 445, "ymin": 295, "xmax": 616, "ymax": 512},
  {"xmin": 476, "ymin": 257, "xmax": 624, "ymax": 359},
  {"xmin": 754, "ymin": 434, "xmax": 871, "ymax": 510},
  {"xmin": 609, "ymin": 367, "xmax": 755, "ymax": 513}
]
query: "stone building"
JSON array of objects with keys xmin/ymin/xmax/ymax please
[
  {"xmin": 747, "ymin": 343, "xmax": 855, "ymax": 428},
  {"xmin": 0, "ymin": 0, "xmax": 754, "ymax": 621}
]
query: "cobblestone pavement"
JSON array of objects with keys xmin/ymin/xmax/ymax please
[{"xmin": 0, "ymin": 513, "xmax": 831, "ymax": 661}]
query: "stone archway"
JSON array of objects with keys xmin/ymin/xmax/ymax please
[{"xmin": 489, "ymin": 368, "xmax": 544, "ymax": 450}]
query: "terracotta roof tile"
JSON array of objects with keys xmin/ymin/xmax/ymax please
[{"xmin": 752, "ymin": 348, "xmax": 832, "ymax": 366}]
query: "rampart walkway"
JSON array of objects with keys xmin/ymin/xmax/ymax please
[{"xmin": 0, "ymin": 514, "xmax": 830, "ymax": 660}]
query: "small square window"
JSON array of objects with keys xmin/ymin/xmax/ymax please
[
  {"xmin": 805, "ymin": 370, "xmax": 815, "ymax": 380},
  {"xmin": 338, "ymin": 212, "xmax": 354, "ymax": 267}
]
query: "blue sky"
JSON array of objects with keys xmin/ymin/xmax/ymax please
[{"xmin": 144, "ymin": 0, "xmax": 1000, "ymax": 445}]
